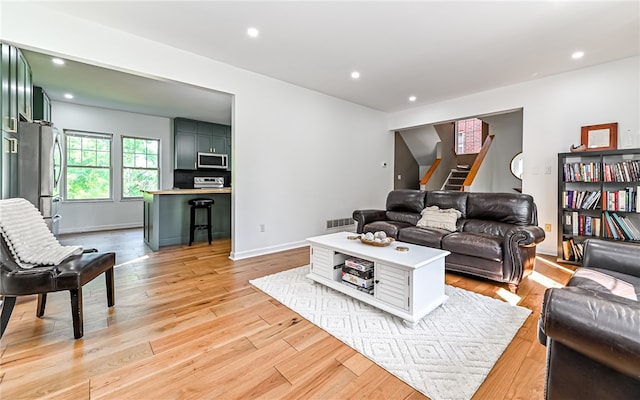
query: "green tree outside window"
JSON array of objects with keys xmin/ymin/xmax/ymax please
[
  {"xmin": 122, "ymin": 137, "xmax": 159, "ymax": 198},
  {"xmin": 65, "ymin": 131, "xmax": 112, "ymax": 200}
]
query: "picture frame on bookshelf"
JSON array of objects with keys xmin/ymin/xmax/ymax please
[{"xmin": 581, "ymin": 122, "xmax": 618, "ymax": 151}]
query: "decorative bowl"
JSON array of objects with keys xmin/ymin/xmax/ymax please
[{"xmin": 359, "ymin": 237, "xmax": 395, "ymax": 247}]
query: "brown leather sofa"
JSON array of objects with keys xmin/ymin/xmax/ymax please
[
  {"xmin": 353, "ymin": 189, "xmax": 545, "ymax": 292},
  {"xmin": 538, "ymin": 238, "xmax": 640, "ymax": 399}
]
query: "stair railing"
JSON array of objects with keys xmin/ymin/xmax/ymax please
[
  {"xmin": 420, "ymin": 158, "xmax": 442, "ymax": 186},
  {"xmin": 460, "ymin": 134, "xmax": 495, "ymax": 191}
]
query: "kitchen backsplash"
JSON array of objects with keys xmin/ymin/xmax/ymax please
[{"xmin": 173, "ymin": 169, "xmax": 231, "ymax": 189}]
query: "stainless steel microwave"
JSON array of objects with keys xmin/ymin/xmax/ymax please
[{"xmin": 197, "ymin": 152, "xmax": 228, "ymax": 169}]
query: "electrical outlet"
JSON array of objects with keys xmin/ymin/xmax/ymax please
[
  {"xmin": 544, "ymin": 223, "xmax": 552, "ymax": 232},
  {"xmin": 260, "ymin": 224, "xmax": 265, "ymax": 232}
]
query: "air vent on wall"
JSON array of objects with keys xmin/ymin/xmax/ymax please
[{"xmin": 326, "ymin": 217, "xmax": 355, "ymax": 230}]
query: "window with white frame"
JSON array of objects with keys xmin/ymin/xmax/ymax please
[
  {"xmin": 65, "ymin": 130, "xmax": 112, "ymax": 200},
  {"xmin": 121, "ymin": 136, "xmax": 159, "ymax": 198}
]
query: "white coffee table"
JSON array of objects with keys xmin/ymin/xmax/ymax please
[{"xmin": 306, "ymin": 231, "xmax": 450, "ymax": 325}]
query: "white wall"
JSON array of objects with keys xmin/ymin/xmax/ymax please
[
  {"xmin": 1, "ymin": 2, "xmax": 392, "ymax": 258},
  {"xmin": 470, "ymin": 110, "xmax": 523, "ymax": 193},
  {"xmin": 388, "ymin": 57, "xmax": 640, "ymax": 255},
  {"xmin": 52, "ymin": 102, "xmax": 173, "ymax": 233}
]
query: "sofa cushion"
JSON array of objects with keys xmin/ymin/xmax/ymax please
[
  {"xmin": 363, "ymin": 220, "xmax": 412, "ymax": 239},
  {"xmin": 426, "ymin": 191, "xmax": 469, "ymax": 218},
  {"xmin": 386, "ymin": 211, "xmax": 421, "ymax": 225},
  {"xmin": 416, "ymin": 206, "xmax": 462, "ymax": 231},
  {"xmin": 466, "ymin": 192, "xmax": 535, "ymax": 225},
  {"xmin": 569, "ymin": 267, "xmax": 640, "ymax": 301},
  {"xmin": 386, "ymin": 190, "xmax": 427, "ymax": 214},
  {"xmin": 442, "ymin": 232, "xmax": 503, "ymax": 262},
  {"xmin": 398, "ymin": 226, "xmax": 448, "ymax": 248},
  {"xmin": 462, "ymin": 219, "xmax": 516, "ymax": 237}
]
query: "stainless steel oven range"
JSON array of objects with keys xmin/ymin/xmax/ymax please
[{"xmin": 193, "ymin": 177, "xmax": 224, "ymax": 189}]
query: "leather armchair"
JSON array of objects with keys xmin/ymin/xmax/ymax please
[
  {"xmin": 538, "ymin": 238, "xmax": 640, "ymax": 399},
  {"xmin": 0, "ymin": 234, "xmax": 116, "ymax": 339}
]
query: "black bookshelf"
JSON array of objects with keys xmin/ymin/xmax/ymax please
[{"xmin": 558, "ymin": 148, "xmax": 640, "ymax": 265}]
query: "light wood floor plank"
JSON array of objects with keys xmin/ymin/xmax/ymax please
[{"xmin": 0, "ymin": 228, "xmax": 569, "ymax": 399}]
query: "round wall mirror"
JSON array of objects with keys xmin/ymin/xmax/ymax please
[{"xmin": 510, "ymin": 152, "xmax": 523, "ymax": 180}]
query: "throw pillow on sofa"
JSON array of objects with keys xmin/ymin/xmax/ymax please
[{"xmin": 416, "ymin": 206, "xmax": 462, "ymax": 231}]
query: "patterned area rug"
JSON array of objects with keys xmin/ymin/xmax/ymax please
[{"xmin": 250, "ymin": 265, "xmax": 531, "ymax": 400}]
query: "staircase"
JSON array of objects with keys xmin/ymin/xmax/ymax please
[{"xmin": 442, "ymin": 168, "xmax": 470, "ymax": 191}]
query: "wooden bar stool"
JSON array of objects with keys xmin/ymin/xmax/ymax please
[{"xmin": 188, "ymin": 198, "xmax": 214, "ymax": 246}]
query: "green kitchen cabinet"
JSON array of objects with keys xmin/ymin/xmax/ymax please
[
  {"xmin": 17, "ymin": 50, "xmax": 32, "ymax": 121},
  {"xmin": 197, "ymin": 133, "xmax": 227, "ymax": 154},
  {"xmin": 33, "ymin": 86, "xmax": 51, "ymax": 122},
  {"xmin": 1, "ymin": 43, "xmax": 24, "ymax": 199},
  {"xmin": 175, "ymin": 131, "xmax": 197, "ymax": 170},
  {"xmin": 174, "ymin": 117, "xmax": 231, "ymax": 171},
  {"xmin": 1, "ymin": 44, "xmax": 19, "ymax": 133}
]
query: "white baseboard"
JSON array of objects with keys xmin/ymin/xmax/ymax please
[
  {"xmin": 59, "ymin": 223, "xmax": 142, "ymax": 235},
  {"xmin": 229, "ymin": 240, "xmax": 309, "ymax": 260}
]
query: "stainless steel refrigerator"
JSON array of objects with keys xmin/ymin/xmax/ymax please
[{"xmin": 18, "ymin": 121, "xmax": 63, "ymax": 235}]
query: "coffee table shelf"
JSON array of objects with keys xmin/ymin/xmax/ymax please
[{"xmin": 306, "ymin": 231, "xmax": 450, "ymax": 325}]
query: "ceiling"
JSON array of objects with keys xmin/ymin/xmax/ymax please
[
  {"xmin": 24, "ymin": 1, "xmax": 640, "ymax": 122},
  {"xmin": 22, "ymin": 50, "xmax": 234, "ymax": 125}
]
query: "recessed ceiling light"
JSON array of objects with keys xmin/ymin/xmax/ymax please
[
  {"xmin": 571, "ymin": 51, "xmax": 584, "ymax": 59},
  {"xmin": 409, "ymin": 96, "xmax": 417, "ymax": 102},
  {"xmin": 247, "ymin": 27, "xmax": 259, "ymax": 38},
  {"xmin": 351, "ymin": 71, "xmax": 360, "ymax": 79},
  {"xmin": 52, "ymin": 58, "xmax": 65, "ymax": 65},
  {"xmin": 64, "ymin": 93, "xmax": 74, "ymax": 99}
]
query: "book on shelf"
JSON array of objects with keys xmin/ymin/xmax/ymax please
[
  {"xmin": 562, "ymin": 237, "xmax": 584, "ymax": 262},
  {"xmin": 602, "ymin": 211, "xmax": 640, "ymax": 241},
  {"xmin": 344, "ymin": 257, "xmax": 373, "ymax": 272},
  {"xmin": 602, "ymin": 188, "xmax": 637, "ymax": 212},
  {"xmin": 563, "ymin": 212, "xmax": 600, "ymax": 237},
  {"xmin": 563, "ymin": 162, "xmax": 601, "ymax": 182},
  {"xmin": 341, "ymin": 280, "xmax": 374, "ymax": 295},
  {"xmin": 604, "ymin": 159, "xmax": 640, "ymax": 182},
  {"xmin": 341, "ymin": 264, "xmax": 373, "ymax": 279},
  {"xmin": 572, "ymin": 211, "xmax": 579, "ymax": 235},
  {"xmin": 603, "ymin": 211, "xmax": 614, "ymax": 239},
  {"xmin": 341, "ymin": 271, "xmax": 374, "ymax": 288},
  {"xmin": 562, "ymin": 239, "xmax": 572, "ymax": 261},
  {"xmin": 621, "ymin": 215, "xmax": 640, "ymax": 239},
  {"xmin": 593, "ymin": 218, "xmax": 601, "ymax": 237},
  {"xmin": 562, "ymin": 190, "xmax": 601, "ymax": 209},
  {"xmin": 612, "ymin": 212, "xmax": 640, "ymax": 241}
]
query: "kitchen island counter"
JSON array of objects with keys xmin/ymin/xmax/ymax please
[{"xmin": 143, "ymin": 189, "xmax": 231, "ymax": 251}]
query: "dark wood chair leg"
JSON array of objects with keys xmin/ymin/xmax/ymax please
[
  {"xmin": 70, "ymin": 288, "xmax": 83, "ymax": 339},
  {"xmin": 105, "ymin": 267, "xmax": 115, "ymax": 307},
  {"xmin": 36, "ymin": 293, "xmax": 47, "ymax": 317},
  {"xmin": 189, "ymin": 205, "xmax": 196, "ymax": 246},
  {"xmin": 1, "ymin": 296, "xmax": 17, "ymax": 338},
  {"xmin": 508, "ymin": 283, "xmax": 519, "ymax": 294},
  {"xmin": 207, "ymin": 206, "xmax": 212, "ymax": 244}
]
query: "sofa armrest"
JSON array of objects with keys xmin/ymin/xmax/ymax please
[
  {"xmin": 505, "ymin": 225, "xmax": 546, "ymax": 247},
  {"xmin": 539, "ymin": 286, "xmax": 640, "ymax": 378},
  {"xmin": 352, "ymin": 209, "xmax": 386, "ymax": 233},
  {"xmin": 583, "ymin": 238, "xmax": 640, "ymax": 278}
]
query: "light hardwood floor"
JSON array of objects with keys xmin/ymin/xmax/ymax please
[{"xmin": 0, "ymin": 229, "xmax": 574, "ymax": 399}]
